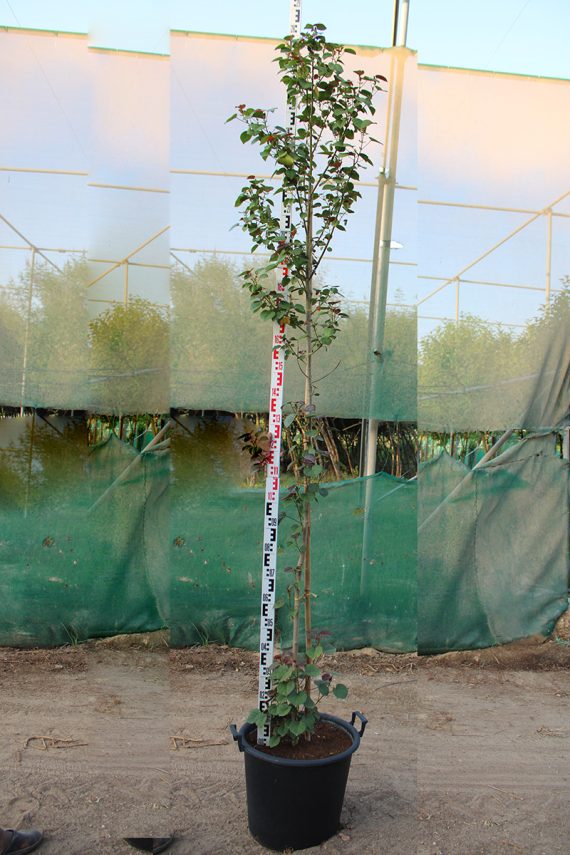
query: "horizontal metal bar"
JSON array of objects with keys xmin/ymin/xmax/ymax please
[
  {"xmin": 88, "ymin": 182, "xmax": 169, "ymax": 194},
  {"xmin": 346, "ymin": 298, "xmax": 416, "ymax": 309},
  {"xmin": 90, "ymin": 258, "xmax": 170, "ymax": 270},
  {"xmin": 0, "ymin": 166, "xmax": 87, "ymax": 176},
  {"xmin": 0, "ymin": 163, "xmax": 418, "ymax": 193},
  {"xmin": 419, "ymin": 313, "xmax": 526, "ymax": 328},
  {"xmin": 0, "ymin": 244, "xmax": 85, "ymax": 253},
  {"xmin": 169, "ymin": 247, "xmax": 415, "ymax": 265},
  {"xmin": 86, "ymin": 298, "xmax": 170, "ymax": 308},
  {"xmin": 418, "ymin": 198, "xmax": 570, "ymax": 219},
  {"xmin": 170, "ymin": 168, "xmax": 416, "ymax": 191},
  {"xmin": 37, "ymin": 247, "xmax": 84, "ymax": 254},
  {"xmin": 418, "ymin": 274, "xmax": 561, "ymax": 293}
]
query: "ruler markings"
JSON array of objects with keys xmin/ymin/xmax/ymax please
[{"xmin": 256, "ymin": 0, "xmax": 302, "ymax": 746}]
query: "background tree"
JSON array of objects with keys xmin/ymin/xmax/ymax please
[
  {"xmin": 0, "ymin": 289, "xmax": 25, "ymax": 405},
  {"xmin": 170, "ymin": 256, "xmax": 271, "ymax": 410},
  {"xmin": 89, "ymin": 297, "xmax": 169, "ymax": 415},
  {"xmin": 28, "ymin": 257, "xmax": 90, "ymax": 408}
]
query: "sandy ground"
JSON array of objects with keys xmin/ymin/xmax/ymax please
[{"xmin": 1, "ymin": 615, "xmax": 569, "ymax": 855}]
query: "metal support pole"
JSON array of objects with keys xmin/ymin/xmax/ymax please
[
  {"xmin": 358, "ymin": 168, "xmax": 386, "ymax": 478},
  {"xmin": 123, "ymin": 261, "xmax": 129, "ymax": 305},
  {"xmin": 362, "ymin": 47, "xmax": 407, "ymax": 478},
  {"xmin": 20, "ymin": 248, "xmax": 36, "ymax": 414},
  {"xmin": 455, "ymin": 279, "xmax": 460, "ymax": 322},
  {"xmin": 391, "ymin": 0, "xmax": 399, "ymax": 46},
  {"xmin": 563, "ymin": 428, "xmax": 570, "ymax": 461},
  {"xmin": 359, "ymin": 9, "xmax": 410, "ymax": 592},
  {"xmin": 545, "ymin": 208, "xmax": 552, "ymax": 306},
  {"xmin": 24, "ymin": 410, "xmax": 35, "ymax": 519},
  {"xmin": 397, "ymin": 0, "xmax": 410, "ymax": 46}
]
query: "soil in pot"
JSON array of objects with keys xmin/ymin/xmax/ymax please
[{"xmin": 246, "ymin": 720, "xmax": 352, "ymax": 760}]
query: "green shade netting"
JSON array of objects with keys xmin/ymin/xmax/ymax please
[
  {"xmin": 418, "ymin": 295, "xmax": 570, "ymax": 432},
  {"xmin": 0, "ymin": 419, "xmax": 167, "ymax": 646},
  {"xmin": 0, "ymin": 260, "xmax": 416, "ymax": 421},
  {"xmin": 170, "ymin": 261, "xmax": 417, "ymax": 420},
  {"xmin": 0, "ymin": 417, "xmax": 568, "ymax": 653},
  {"xmin": 168, "ymin": 431, "xmax": 417, "ymax": 651},
  {"xmin": 418, "ymin": 434, "xmax": 569, "ymax": 653}
]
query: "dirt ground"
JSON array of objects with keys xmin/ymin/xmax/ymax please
[{"xmin": 1, "ymin": 612, "xmax": 569, "ymax": 855}]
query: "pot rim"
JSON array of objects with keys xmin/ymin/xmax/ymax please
[{"xmin": 235, "ymin": 712, "xmax": 362, "ymax": 768}]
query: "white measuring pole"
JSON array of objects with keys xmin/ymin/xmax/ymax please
[{"xmin": 257, "ymin": 0, "xmax": 302, "ymax": 746}]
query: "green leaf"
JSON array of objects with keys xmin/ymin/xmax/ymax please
[
  {"xmin": 333, "ymin": 683, "xmax": 349, "ymax": 699},
  {"xmin": 247, "ymin": 708, "xmax": 267, "ymax": 727},
  {"xmin": 275, "ymin": 702, "xmax": 292, "ymax": 716},
  {"xmin": 272, "ymin": 664, "xmax": 294, "ymax": 681},
  {"xmin": 303, "ymin": 663, "xmax": 320, "ymax": 677},
  {"xmin": 225, "ymin": 113, "xmax": 238, "ymax": 123},
  {"xmin": 240, "ymin": 130, "xmax": 251, "ymax": 143},
  {"xmin": 289, "ymin": 718, "xmax": 307, "ymax": 737},
  {"xmin": 268, "ymin": 734, "xmax": 281, "ymax": 748},
  {"xmin": 300, "ymin": 710, "xmax": 319, "ymax": 731},
  {"xmin": 284, "ymin": 414, "xmax": 296, "ymax": 428},
  {"xmin": 276, "ymin": 680, "xmax": 296, "ymax": 697}
]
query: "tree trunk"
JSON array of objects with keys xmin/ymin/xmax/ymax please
[{"xmin": 320, "ymin": 418, "xmax": 342, "ymax": 481}]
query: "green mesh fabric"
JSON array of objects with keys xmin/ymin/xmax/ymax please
[
  {"xmin": 0, "ymin": 418, "xmax": 167, "ymax": 646},
  {"xmin": 170, "ymin": 261, "xmax": 417, "ymax": 420},
  {"xmin": 418, "ymin": 298, "xmax": 570, "ymax": 433},
  {"xmin": 418, "ymin": 435, "xmax": 568, "ymax": 653},
  {"xmin": 0, "ymin": 417, "xmax": 568, "ymax": 653},
  {"xmin": 169, "ymin": 431, "xmax": 417, "ymax": 652}
]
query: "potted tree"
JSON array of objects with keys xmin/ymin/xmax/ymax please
[{"xmin": 228, "ymin": 23, "xmax": 386, "ymax": 851}]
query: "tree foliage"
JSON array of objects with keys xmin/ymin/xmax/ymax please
[
  {"xmin": 229, "ymin": 23, "xmax": 385, "ymax": 745},
  {"xmin": 29, "ymin": 257, "xmax": 90, "ymax": 407},
  {"xmin": 419, "ymin": 282, "xmax": 570, "ymax": 431},
  {"xmin": 89, "ymin": 297, "xmax": 169, "ymax": 414},
  {"xmin": 229, "ymin": 23, "xmax": 385, "ymax": 367}
]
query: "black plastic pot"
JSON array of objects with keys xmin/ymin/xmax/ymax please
[{"xmin": 230, "ymin": 711, "xmax": 367, "ymax": 851}]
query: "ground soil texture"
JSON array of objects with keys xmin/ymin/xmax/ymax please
[{"xmin": 0, "ymin": 611, "xmax": 569, "ymax": 854}]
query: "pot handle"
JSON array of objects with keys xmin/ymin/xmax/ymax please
[
  {"xmin": 351, "ymin": 711, "xmax": 368, "ymax": 738},
  {"xmin": 229, "ymin": 723, "xmax": 244, "ymax": 752}
]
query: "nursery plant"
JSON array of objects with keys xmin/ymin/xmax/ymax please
[{"xmin": 229, "ymin": 23, "xmax": 385, "ymax": 750}]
